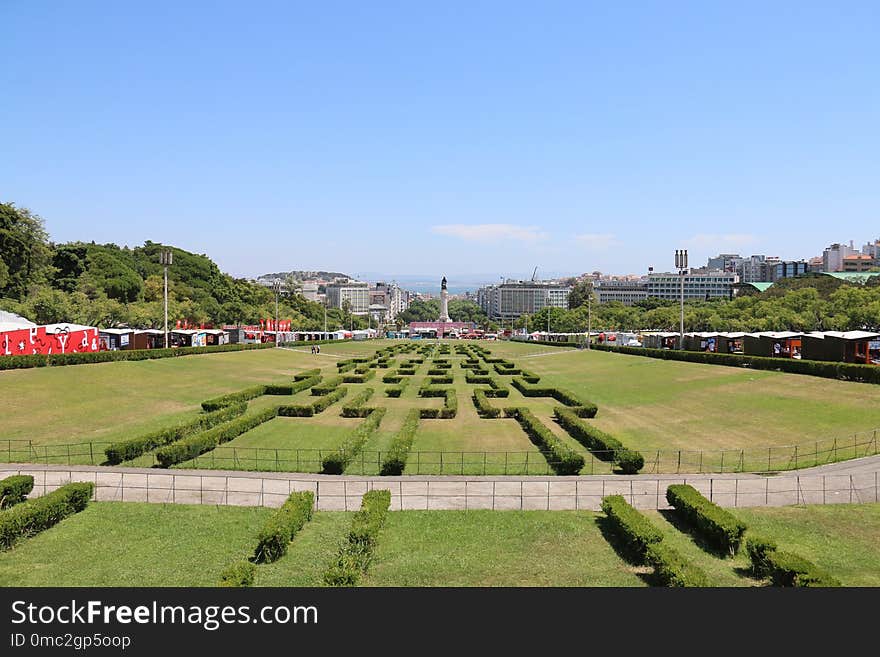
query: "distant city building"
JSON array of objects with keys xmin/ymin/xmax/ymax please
[
  {"xmin": 843, "ymin": 254, "xmax": 875, "ymax": 272},
  {"xmin": 594, "ymin": 278, "xmax": 649, "ymax": 305},
  {"xmin": 301, "ymin": 281, "xmax": 319, "ymax": 301},
  {"xmin": 822, "ymin": 242, "xmax": 858, "ymax": 272},
  {"xmin": 707, "ymin": 253, "xmax": 743, "ymax": 273},
  {"xmin": 325, "ymin": 281, "xmax": 370, "ymax": 314},
  {"xmin": 477, "ymin": 280, "xmax": 570, "ymax": 320},
  {"xmin": 769, "ymin": 260, "xmax": 809, "ymax": 281},
  {"xmin": 646, "ymin": 270, "xmax": 738, "ymax": 301},
  {"xmin": 808, "ymin": 256, "xmax": 825, "ymax": 273}
]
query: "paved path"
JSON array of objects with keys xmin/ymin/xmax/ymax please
[{"xmin": 3, "ymin": 457, "xmax": 878, "ymax": 511}]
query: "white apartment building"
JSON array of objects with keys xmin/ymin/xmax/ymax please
[
  {"xmin": 594, "ymin": 279, "xmax": 649, "ymax": 305},
  {"xmin": 646, "ymin": 271, "xmax": 738, "ymax": 300},
  {"xmin": 477, "ymin": 281, "xmax": 570, "ymax": 320},
  {"xmin": 325, "ymin": 283, "xmax": 370, "ymax": 314}
]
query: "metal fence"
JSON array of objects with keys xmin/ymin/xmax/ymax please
[
  {"xmin": 1, "ymin": 466, "xmax": 878, "ymax": 511},
  {"xmin": 4, "ymin": 428, "xmax": 878, "ymax": 475}
]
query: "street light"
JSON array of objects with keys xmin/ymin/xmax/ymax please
[
  {"xmin": 675, "ymin": 249, "xmax": 688, "ymax": 349},
  {"xmin": 273, "ymin": 278, "xmax": 281, "ymax": 348},
  {"xmin": 160, "ymin": 250, "xmax": 173, "ymax": 348},
  {"xmin": 586, "ymin": 282, "xmax": 592, "ymax": 350}
]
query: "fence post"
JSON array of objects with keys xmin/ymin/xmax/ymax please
[
  {"xmin": 767, "ymin": 447, "xmax": 771, "ymax": 472},
  {"xmin": 89, "ymin": 443, "xmax": 94, "ymax": 465},
  {"xmin": 794, "ymin": 445, "xmax": 798, "ymax": 470},
  {"xmin": 709, "ymin": 478, "xmax": 713, "ymax": 502},
  {"xmin": 677, "ymin": 450, "xmax": 681, "ymax": 474},
  {"xmin": 440, "ymin": 451, "xmax": 443, "ymax": 475},
  {"xmin": 698, "ymin": 451, "xmax": 703, "ymax": 473},
  {"xmin": 720, "ymin": 451, "xmax": 725, "ymax": 473},
  {"xmin": 765, "ymin": 478, "xmax": 768, "ymax": 505}
]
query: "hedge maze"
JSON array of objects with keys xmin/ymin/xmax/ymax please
[{"xmin": 94, "ymin": 339, "xmax": 648, "ymax": 476}]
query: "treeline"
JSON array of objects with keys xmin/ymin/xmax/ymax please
[{"xmin": 0, "ymin": 202, "xmax": 368, "ymax": 329}]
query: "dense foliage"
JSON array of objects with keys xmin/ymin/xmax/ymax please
[{"xmin": 0, "ymin": 201, "xmax": 367, "ymax": 329}]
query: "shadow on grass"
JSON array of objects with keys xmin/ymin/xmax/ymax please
[
  {"xmin": 658, "ymin": 509, "xmax": 731, "ymax": 559},
  {"xmin": 593, "ymin": 515, "xmax": 654, "ymax": 586}
]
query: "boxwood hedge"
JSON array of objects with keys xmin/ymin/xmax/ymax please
[
  {"xmin": 380, "ymin": 409, "xmax": 421, "ymax": 475},
  {"xmin": 219, "ymin": 560, "xmax": 255, "ymax": 587},
  {"xmin": 509, "ymin": 408, "xmax": 584, "ymax": 475},
  {"xmin": 666, "ymin": 484, "xmax": 747, "ymax": 555},
  {"xmin": 321, "ymin": 408, "xmax": 387, "ymax": 474},
  {"xmin": 0, "ymin": 475, "xmax": 34, "ymax": 509},
  {"xmin": 0, "ymin": 482, "xmax": 94, "ymax": 550},
  {"xmin": 253, "ymin": 490, "xmax": 315, "ymax": 563},
  {"xmin": 323, "ymin": 490, "xmax": 392, "ymax": 586}
]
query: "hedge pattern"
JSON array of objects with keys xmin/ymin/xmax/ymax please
[
  {"xmin": 511, "ymin": 377, "xmax": 590, "ymax": 409},
  {"xmin": 154, "ymin": 406, "xmax": 280, "ymax": 467},
  {"xmin": 600, "ymin": 495, "xmax": 663, "ymax": 558},
  {"xmin": 293, "ymin": 369, "xmax": 321, "ymax": 381},
  {"xmin": 0, "ymin": 342, "xmax": 277, "ymax": 371},
  {"xmin": 746, "ymin": 535, "xmax": 840, "ymax": 586},
  {"xmin": 105, "ymin": 402, "xmax": 248, "ymax": 464},
  {"xmin": 321, "ymin": 408, "xmax": 387, "ymax": 474},
  {"xmin": 0, "ymin": 482, "xmax": 94, "ymax": 550},
  {"xmin": 665, "ymin": 484, "xmax": 747, "ymax": 555},
  {"xmin": 508, "ymin": 408, "xmax": 584, "ymax": 475},
  {"xmin": 472, "ymin": 389, "xmax": 501, "ymax": 418},
  {"xmin": 279, "ymin": 386, "xmax": 349, "ymax": 416},
  {"xmin": 0, "ymin": 475, "xmax": 34, "ymax": 509},
  {"xmin": 380, "ymin": 409, "xmax": 421, "ymax": 475},
  {"xmin": 418, "ymin": 388, "xmax": 458, "ymax": 419},
  {"xmin": 340, "ymin": 387, "xmax": 377, "ymax": 418},
  {"xmin": 645, "ymin": 541, "xmax": 711, "ymax": 587},
  {"xmin": 201, "ymin": 385, "xmax": 268, "ymax": 412},
  {"xmin": 323, "ymin": 490, "xmax": 392, "ymax": 586},
  {"xmin": 253, "ymin": 491, "xmax": 315, "ymax": 563},
  {"xmin": 311, "ymin": 376, "xmax": 343, "ymax": 396},
  {"xmin": 552, "ymin": 407, "xmax": 643, "ymax": 473}
]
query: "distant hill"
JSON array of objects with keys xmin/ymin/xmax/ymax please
[{"xmin": 257, "ymin": 270, "xmax": 350, "ymax": 282}]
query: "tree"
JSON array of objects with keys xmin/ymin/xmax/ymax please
[
  {"xmin": 567, "ymin": 279, "xmax": 594, "ymax": 309},
  {"xmin": 0, "ymin": 202, "xmax": 52, "ymax": 300}
]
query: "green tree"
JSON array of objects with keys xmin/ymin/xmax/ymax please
[{"xmin": 0, "ymin": 202, "xmax": 52, "ymax": 300}]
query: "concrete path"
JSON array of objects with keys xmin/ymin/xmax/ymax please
[{"xmin": 3, "ymin": 457, "xmax": 878, "ymax": 511}]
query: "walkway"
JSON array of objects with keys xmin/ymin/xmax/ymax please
[{"xmin": 3, "ymin": 456, "xmax": 879, "ymax": 511}]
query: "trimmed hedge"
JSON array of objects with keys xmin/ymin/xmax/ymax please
[
  {"xmin": 294, "ymin": 368, "xmax": 321, "ymax": 381},
  {"xmin": 201, "ymin": 385, "xmax": 267, "ymax": 412},
  {"xmin": 219, "ymin": 561, "xmax": 256, "ymax": 587},
  {"xmin": 0, "ymin": 475, "xmax": 34, "ymax": 509},
  {"xmin": 323, "ymin": 490, "xmax": 392, "ymax": 586},
  {"xmin": 384, "ymin": 378, "xmax": 409, "ymax": 397},
  {"xmin": 520, "ymin": 369, "xmax": 541, "ymax": 384},
  {"xmin": 321, "ymin": 408, "xmax": 387, "ymax": 474},
  {"xmin": 509, "ymin": 408, "xmax": 584, "ymax": 475},
  {"xmin": 253, "ymin": 491, "xmax": 315, "ymax": 563},
  {"xmin": 382, "ymin": 374, "xmax": 403, "ymax": 384},
  {"xmin": 645, "ymin": 541, "xmax": 711, "ymax": 587},
  {"xmin": 428, "ymin": 376, "xmax": 454, "ymax": 385},
  {"xmin": 472, "ymin": 389, "xmax": 501, "ymax": 418},
  {"xmin": 511, "ymin": 378, "xmax": 589, "ymax": 408},
  {"xmin": 590, "ymin": 343, "xmax": 880, "ymax": 385},
  {"xmin": 265, "ymin": 374, "xmax": 321, "ymax": 395},
  {"xmin": 418, "ymin": 388, "xmax": 458, "ymax": 419},
  {"xmin": 343, "ymin": 368, "xmax": 376, "ymax": 384},
  {"xmin": 380, "ymin": 409, "xmax": 421, "ymax": 475},
  {"xmin": 105, "ymin": 402, "xmax": 248, "ymax": 464},
  {"xmin": 311, "ymin": 376, "xmax": 343, "ymax": 396},
  {"xmin": 154, "ymin": 406, "xmax": 279, "ymax": 467},
  {"xmin": 0, "ymin": 342, "xmax": 277, "ymax": 371},
  {"xmin": 0, "ymin": 482, "xmax": 94, "ymax": 550},
  {"xmin": 341, "ymin": 388, "xmax": 376, "ymax": 418},
  {"xmin": 600, "ymin": 495, "xmax": 663, "ymax": 558},
  {"xmin": 552, "ymin": 407, "xmax": 643, "ymax": 473},
  {"xmin": 493, "ymin": 363, "xmax": 521, "ymax": 375},
  {"xmin": 746, "ymin": 535, "xmax": 778, "ymax": 578},
  {"xmin": 765, "ymin": 551, "xmax": 841, "ymax": 587},
  {"xmin": 666, "ymin": 484, "xmax": 747, "ymax": 555}
]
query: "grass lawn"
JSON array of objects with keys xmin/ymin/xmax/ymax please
[
  {"xmin": 0, "ymin": 502, "xmax": 269, "ymax": 586},
  {"xmin": 735, "ymin": 503, "xmax": 880, "ymax": 586},
  {"xmin": 5, "ymin": 339, "xmax": 880, "ymax": 473},
  {"xmin": 2, "ymin": 500, "xmax": 876, "ymax": 586},
  {"xmin": 362, "ymin": 510, "xmax": 645, "ymax": 586}
]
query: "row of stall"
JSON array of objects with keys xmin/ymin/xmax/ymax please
[{"xmin": 640, "ymin": 330, "xmax": 880, "ymax": 364}]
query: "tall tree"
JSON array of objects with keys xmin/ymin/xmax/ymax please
[{"xmin": 0, "ymin": 202, "xmax": 52, "ymax": 300}]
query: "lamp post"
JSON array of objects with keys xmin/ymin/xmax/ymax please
[
  {"xmin": 586, "ymin": 283, "xmax": 592, "ymax": 350},
  {"xmin": 160, "ymin": 250, "xmax": 173, "ymax": 348},
  {"xmin": 675, "ymin": 249, "xmax": 688, "ymax": 349},
  {"xmin": 273, "ymin": 278, "xmax": 281, "ymax": 348}
]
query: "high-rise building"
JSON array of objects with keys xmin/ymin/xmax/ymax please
[
  {"xmin": 707, "ymin": 254, "xmax": 743, "ymax": 273},
  {"xmin": 476, "ymin": 280, "xmax": 570, "ymax": 320}
]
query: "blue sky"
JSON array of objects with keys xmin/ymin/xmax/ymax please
[{"xmin": 2, "ymin": 1, "xmax": 878, "ymax": 281}]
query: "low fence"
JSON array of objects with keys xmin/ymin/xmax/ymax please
[
  {"xmin": 4, "ymin": 429, "xmax": 878, "ymax": 475},
  {"xmin": 1, "ymin": 465, "xmax": 878, "ymax": 511}
]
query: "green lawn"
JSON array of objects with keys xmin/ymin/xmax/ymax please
[
  {"xmin": 5, "ymin": 339, "xmax": 880, "ymax": 474},
  {"xmin": 362, "ymin": 510, "xmax": 645, "ymax": 587},
  {"xmin": 2, "ymin": 501, "xmax": 877, "ymax": 586},
  {"xmin": 735, "ymin": 503, "xmax": 880, "ymax": 586},
  {"xmin": 0, "ymin": 502, "xmax": 269, "ymax": 586}
]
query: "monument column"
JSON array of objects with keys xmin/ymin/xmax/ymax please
[{"xmin": 439, "ymin": 276, "xmax": 450, "ymax": 323}]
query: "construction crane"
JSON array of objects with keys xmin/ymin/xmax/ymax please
[{"xmin": 531, "ymin": 266, "xmax": 538, "ymax": 282}]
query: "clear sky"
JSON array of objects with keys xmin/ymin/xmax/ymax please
[{"xmin": 2, "ymin": 1, "xmax": 878, "ymax": 281}]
